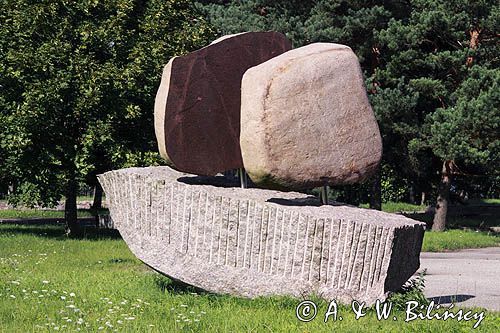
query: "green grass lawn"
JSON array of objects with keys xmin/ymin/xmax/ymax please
[
  {"xmin": 422, "ymin": 229, "xmax": 500, "ymax": 252},
  {"xmin": 360, "ymin": 201, "xmax": 427, "ymax": 213},
  {"xmin": 1, "ymin": 224, "xmax": 498, "ymax": 332},
  {"xmin": 0, "ymin": 209, "xmax": 94, "ymax": 219}
]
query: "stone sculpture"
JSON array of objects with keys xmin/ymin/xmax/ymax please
[
  {"xmin": 154, "ymin": 31, "xmax": 292, "ymax": 176},
  {"xmin": 99, "ymin": 33, "xmax": 425, "ymax": 306},
  {"xmin": 99, "ymin": 167, "xmax": 424, "ymax": 304},
  {"xmin": 240, "ymin": 43, "xmax": 382, "ymax": 190}
]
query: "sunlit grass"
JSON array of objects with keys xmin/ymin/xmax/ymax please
[
  {"xmin": 359, "ymin": 201, "xmax": 427, "ymax": 213},
  {"xmin": 1, "ymin": 224, "xmax": 499, "ymax": 332},
  {"xmin": 0, "ymin": 209, "xmax": 94, "ymax": 219},
  {"xmin": 422, "ymin": 229, "xmax": 500, "ymax": 252}
]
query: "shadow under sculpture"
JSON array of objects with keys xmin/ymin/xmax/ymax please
[{"xmin": 99, "ymin": 33, "xmax": 425, "ymax": 305}]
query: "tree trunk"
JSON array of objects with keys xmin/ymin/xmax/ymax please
[
  {"xmin": 409, "ymin": 183, "xmax": 416, "ymax": 204},
  {"xmin": 420, "ymin": 191, "xmax": 426, "ymax": 206},
  {"xmin": 369, "ymin": 166, "xmax": 382, "ymax": 210},
  {"xmin": 466, "ymin": 28, "xmax": 481, "ymax": 67},
  {"xmin": 92, "ymin": 182, "xmax": 103, "ymax": 210},
  {"xmin": 432, "ymin": 160, "xmax": 453, "ymax": 231},
  {"xmin": 65, "ymin": 176, "xmax": 82, "ymax": 237}
]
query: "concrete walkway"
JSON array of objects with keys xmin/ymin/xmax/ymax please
[{"xmin": 418, "ymin": 247, "xmax": 500, "ymax": 311}]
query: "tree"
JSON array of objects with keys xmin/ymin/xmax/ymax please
[
  {"xmin": 375, "ymin": 0, "xmax": 499, "ymax": 230},
  {"xmin": 0, "ymin": 0, "xmax": 215, "ymax": 236},
  {"xmin": 428, "ymin": 66, "xmax": 499, "ymax": 230}
]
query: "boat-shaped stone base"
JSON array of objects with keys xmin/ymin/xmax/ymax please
[{"xmin": 98, "ymin": 166, "xmax": 425, "ymax": 305}]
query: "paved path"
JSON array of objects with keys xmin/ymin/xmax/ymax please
[{"xmin": 418, "ymin": 247, "xmax": 500, "ymax": 311}]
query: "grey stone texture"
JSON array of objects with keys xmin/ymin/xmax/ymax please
[
  {"xmin": 99, "ymin": 166, "xmax": 425, "ymax": 305},
  {"xmin": 240, "ymin": 43, "xmax": 382, "ymax": 190}
]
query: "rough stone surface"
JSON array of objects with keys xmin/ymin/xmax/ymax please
[
  {"xmin": 154, "ymin": 32, "xmax": 292, "ymax": 176},
  {"xmin": 240, "ymin": 43, "xmax": 382, "ymax": 190},
  {"xmin": 99, "ymin": 166, "xmax": 425, "ymax": 305}
]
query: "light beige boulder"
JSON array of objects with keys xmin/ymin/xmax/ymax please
[{"xmin": 240, "ymin": 43, "xmax": 382, "ymax": 190}]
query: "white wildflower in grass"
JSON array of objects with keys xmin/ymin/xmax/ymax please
[
  {"xmin": 149, "ymin": 324, "xmax": 154, "ymax": 327},
  {"xmin": 42, "ymin": 280, "xmax": 49, "ymax": 284},
  {"xmin": 180, "ymin": 304, "xmax": 188, "ymax": 308},
  {"xmin": 189, "ymin": 311, "xmax": 195, "ymax": 314},
  {"xmin": 69, "ymin": 292, "xmax": 75, "ymax": 297},
  {"xmin": 22, "ymin": 289, "xmax": 26, "ymax": 293},
  {"xmin": 32, "ymin": 291, "xmax": 38, "ymax": 294},
  {"xmin": 170, "ymin": 307, "xmax": 175, "ymax": 311},
  {"xmin": 175, "ymin": 320, "xmax": 180, "ymax": 323},
  {"xmin": 200, "ymin": 311, "xmax": 206, "ymax": 314},
  {"xmin": 60, "ymin": 296, "xmax": 66, "ymax": 300},
  {"xmin": 9, "ymin": 295, "xmax": 16, "ymax": 299},
  {"xmin": 125, "ymin": 317, "xmax": 135, "ymax": 321},
  {"xmin": 66, "ymin": 304, "xmax": 75, "ymax": 309},
  {"xmin": 98, "ymin": 326, "xmax": 104, "ymax": 330},
  {"xmin": 77, "ymin": 318, "xmax": 84, "ymax": 325},
  {"xmin": 11, "ymin": 280, "xmax": 20, "ymax": 285},
  {"xmin": 117, "ymin": 320, "xmax": 123, "ymax": 324},
  {"xmin": 194, "ymin": 319, "xmax": 200, "ymax": 322}
]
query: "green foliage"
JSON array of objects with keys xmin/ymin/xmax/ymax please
[
  {"xmin": 429, "ymin": 66, "xmax": 499, "ymax": 168},
  {"xmin": 0, "ymin": 0, "xmax": 215, "ymax": 208},
  {"xmin": 375, "ymin": 0, "xmax": 499, "ymax": 170},
  {"xmin": 197, "ymin": 1, "xmax": 315, "ymax": 46},
  {"xmin": 388, "ymin": 270, "xmax": 429, "ymax": 311},
  {"xmin": 380, "ymin": 164, "xmax": 410, "ymax": 203}
]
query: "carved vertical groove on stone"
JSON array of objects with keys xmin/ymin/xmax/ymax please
[
  {"xmin": 98, "ymin": 168, "xmax": 425, "ymax": 305},
  {"xmin": 103, "ymin": 174, "xmax": 402, "ymax": 291}
]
